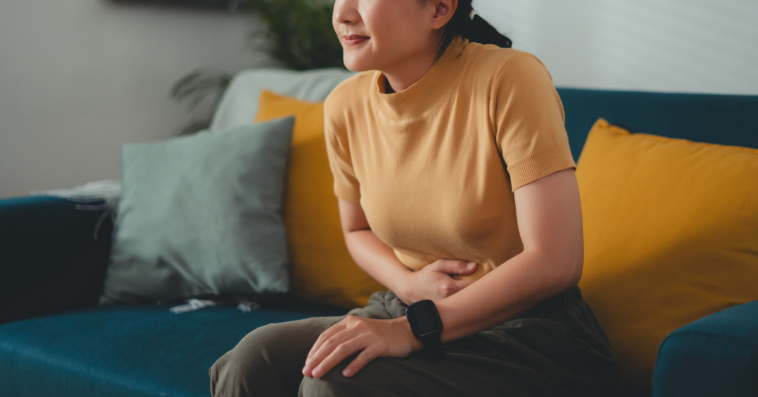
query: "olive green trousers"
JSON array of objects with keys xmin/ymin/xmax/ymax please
[{"xmin": 209, "ymin": 287, "xmax": 620, "ymax": 397}]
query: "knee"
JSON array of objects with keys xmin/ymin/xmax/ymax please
[
  {"xmin": 208, "ymin": 324, "xmax": 285, "ymax": 397},
  {"xmin": 228, "ymin": 322, "xmax": 284, "ymax": 359},
  {"xmin": 299, "ymin": 370, "xmax": 343, "ymax": 397},
  {"xmin": 209, "ymin": 350, "xmax": 231, "ymax": 397},
  {"xmin": 298, "ymin": 355, "xmax": 435, "ymax": 397},
  {"xmin": 298, "ymin": 353, "xmax": 362, "ymax": 397}
]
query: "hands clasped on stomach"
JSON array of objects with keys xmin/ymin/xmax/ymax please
[{"xmin": 394, "ymin": 259, "xmax": 479, "ymax": 305}]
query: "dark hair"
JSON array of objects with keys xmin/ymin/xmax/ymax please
[{"xmin": 420, "ymin": 0, "xmax": 512, "ymax": 61}]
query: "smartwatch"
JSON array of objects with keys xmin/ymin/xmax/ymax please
[{"xmin": 405, "ymin": 299, "xmax": 444, "ymax": 361}]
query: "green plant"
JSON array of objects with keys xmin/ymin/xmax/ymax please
[
  {"xmin": 170, "ymin": 0, "xmax": 343, "ymax": 135},
  {"xmin": 246, "ymin": 0, "xmax": 343, "ymax": 70}
]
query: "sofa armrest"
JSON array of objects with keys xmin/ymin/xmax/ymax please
[
  {"xmin": 652, "ymin": 300, "xmax": 758, "ymax": 397},
  {"xmin": 0, "ymin": 195, "xmax": 114, "ymax": 324}
]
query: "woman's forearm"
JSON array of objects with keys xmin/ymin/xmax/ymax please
[
  {"xmin": 434, "ymin": 248, "xmax": 582, "ymax": 344},
  {"xmin": 343, "ymin": 229, "xmax": 414, "ymax": 295}
]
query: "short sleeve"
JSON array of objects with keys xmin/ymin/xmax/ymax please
[
  {"xmin": 491, "ymin": 52, "xmax": 577, "ymax": 192},
  {"xmin": 323, "ymin": 96, "xmax": 361, "ymax": 203}
]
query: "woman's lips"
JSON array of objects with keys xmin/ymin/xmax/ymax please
[{"xmin": 344, "ymin": 35, "xmax": 369, "ymax": 46}]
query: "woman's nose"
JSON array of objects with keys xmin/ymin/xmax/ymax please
[{"xmin": 333, "ymin": 0, "xmax": 360, "ymax": 25}]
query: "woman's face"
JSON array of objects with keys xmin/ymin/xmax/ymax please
[{"xmin": 332, "ymin": 0, "xmax": 440, "ymax": 72}]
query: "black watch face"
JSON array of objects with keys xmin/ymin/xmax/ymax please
[{"xmin": 407, "ymin": 300, "xmax": 441, "ymax": 336}]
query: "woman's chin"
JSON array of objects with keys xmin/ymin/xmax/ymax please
[{"xmin": 342, "ymin": 56, "xmax": 376, "ymax": 73}]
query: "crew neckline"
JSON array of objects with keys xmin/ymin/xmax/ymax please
[{"xmin": 371, "ymin": 36, "xmax": 470, "ymax": 121}]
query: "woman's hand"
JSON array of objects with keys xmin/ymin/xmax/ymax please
[
  {"xmin": 394, "ymin": 259, "xmax": 479, "ymax": 305},
  {"xmin": 302, "ymin": 315, "xmax": 423, "ymax": 379}
]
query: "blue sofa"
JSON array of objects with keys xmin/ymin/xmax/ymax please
[{"xmin": 1, "ymin": 72, "xmax": 757, "ymax": 396}]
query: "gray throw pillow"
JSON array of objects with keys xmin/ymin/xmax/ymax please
[{"xmin": 99, "ymin": 117, "xmax": 295, "ymax": 305}]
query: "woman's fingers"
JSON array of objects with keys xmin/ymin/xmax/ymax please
[
  {"xmin": 431, "ymin": 259, "xmax": 477, "ymax": 275},
  {"xmin": 310, "ymin": 335, "xmax": 369, "ymax": 378},
  {"xmin": 458, "ymin": 261, "xmax": 478, "ymax": 275},
  {"xmin": 303, "ymin": 317, "xmax": 417, "ymax": 379},
  {"xmin": 305, "ymin": 318, "xmax": 348, "ymax": 364},
  {"xmin": 304, "ymin": 324, "xmax": 356, "ymax": 375},
  {"xmin": 342, "ymin": 346, "xmax": 378, "ymax": 377}
]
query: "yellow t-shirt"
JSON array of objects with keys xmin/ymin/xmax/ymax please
[{"xmin": 323, "ymin": 36, "xmax": 576, "ymax": 281}]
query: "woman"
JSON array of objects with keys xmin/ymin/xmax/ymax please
[{"xmin": 210, "ymin": 0, "xmax": 620, "ymax": 396}]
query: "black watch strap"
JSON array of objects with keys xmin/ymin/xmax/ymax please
[
  {"xmin": 405, "ymin": 299, "xmax": 445, "ymax": 361},
  {"xmin": 420, "ymin": 332, "xmax": 444, "ymax": 361}
]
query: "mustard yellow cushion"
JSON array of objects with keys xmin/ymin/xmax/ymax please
[
  {"xmin": 576, "ymin": 118, "xmax": 758, "ymax": 387},
  {"xmin": 255, "ymin": 89, "xmax": 386, "ymax": 309}
]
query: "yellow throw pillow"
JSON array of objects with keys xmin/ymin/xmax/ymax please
[
  {"xmin": 576, "ymin": 118, "xmax": 758, "ymax": 387},
  {"xmin": 255, "ymin": 89, "xmax": 386, "ymax": 309}
]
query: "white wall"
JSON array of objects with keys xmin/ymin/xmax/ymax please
[
  {"xmin": 0, "ymin": 0, "xmax": 260, "ymax": 199},
  {"xmin": 2, "ymin": 0, "xmax": 757, "ymax": 198},
  {"xmin": 474, "ymin": 0, "xmax": 758, "ymax": 95}
]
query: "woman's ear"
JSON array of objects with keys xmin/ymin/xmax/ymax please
[{"xmin": 430, "ymin": 0, "xmax": 457, "ymax": 29}]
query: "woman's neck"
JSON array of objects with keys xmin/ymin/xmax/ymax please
[
  {"xmin": 370, "ymin": 35, "xmax": 469, "ymax": 120},
  {"xmin": 381, "ymin": 36, "xmax": 442, "ymax": 93}
]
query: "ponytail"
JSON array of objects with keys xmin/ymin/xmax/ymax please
[
  {"xmin": 465, "ymin": 14, "xmax": 512, "ymax": 48},
  {"xmin": 428, "ymin": 0, "xmax": 512, "ymax": 61}
]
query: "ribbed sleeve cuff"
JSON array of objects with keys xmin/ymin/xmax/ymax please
[
  {"xmin": 507, "ymin": 150, "xmax": 577, "ymax": 192},
  {"xmin": 334, "ymin": 182, "xmax": 361, "ymax": 204}
]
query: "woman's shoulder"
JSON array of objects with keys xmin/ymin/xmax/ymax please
[
  {"xmin": 324, "ymin": 70, "xmax": 377, "ymax": 115},
  {"xmin": 464, "ymin": 44, "xmax": 554, "ymax": 86}
]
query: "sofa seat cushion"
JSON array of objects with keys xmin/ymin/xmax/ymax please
[
  {"xmin": 652, "ymin": 299, "xmax": 758, "ymax": 397},
  {"xmin": 0, "ymin": 299, "xmax": 346, "ymax": 397}
]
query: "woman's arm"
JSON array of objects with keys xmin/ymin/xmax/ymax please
[
  {"xmin": 336, "ymin": 199, "xmax": 412, "ymax": 296},
  {"xmin": 303, "ymin": 167, "xmax": 583, "ymax": 379},
  {"xmin": 435, "ymin": 167, "xmax": 584, "ymax": 342},
  {"xmin": 337, "ymin": 199, "xmax": 479, "ymax": 305}
]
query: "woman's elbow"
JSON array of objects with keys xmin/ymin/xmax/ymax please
[
  {"xmin": 558, "ymin": 240, "xmax": 584, "ymax": 289},
  {"xmin": 546, "ymin": 251, "xmax": 583, "ymax": 291},
  {"xmin": 567, "ymin": 259, "xmax": 583, "ymax": 289}
]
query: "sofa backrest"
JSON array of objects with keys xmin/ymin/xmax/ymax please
[
  {"xmin": 212, "ymin": 68, "xmax": 758, "ymax": 162},
  {"xmin": 558, "ymin": 88, "xmax": 758, "ymax": 162}
]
